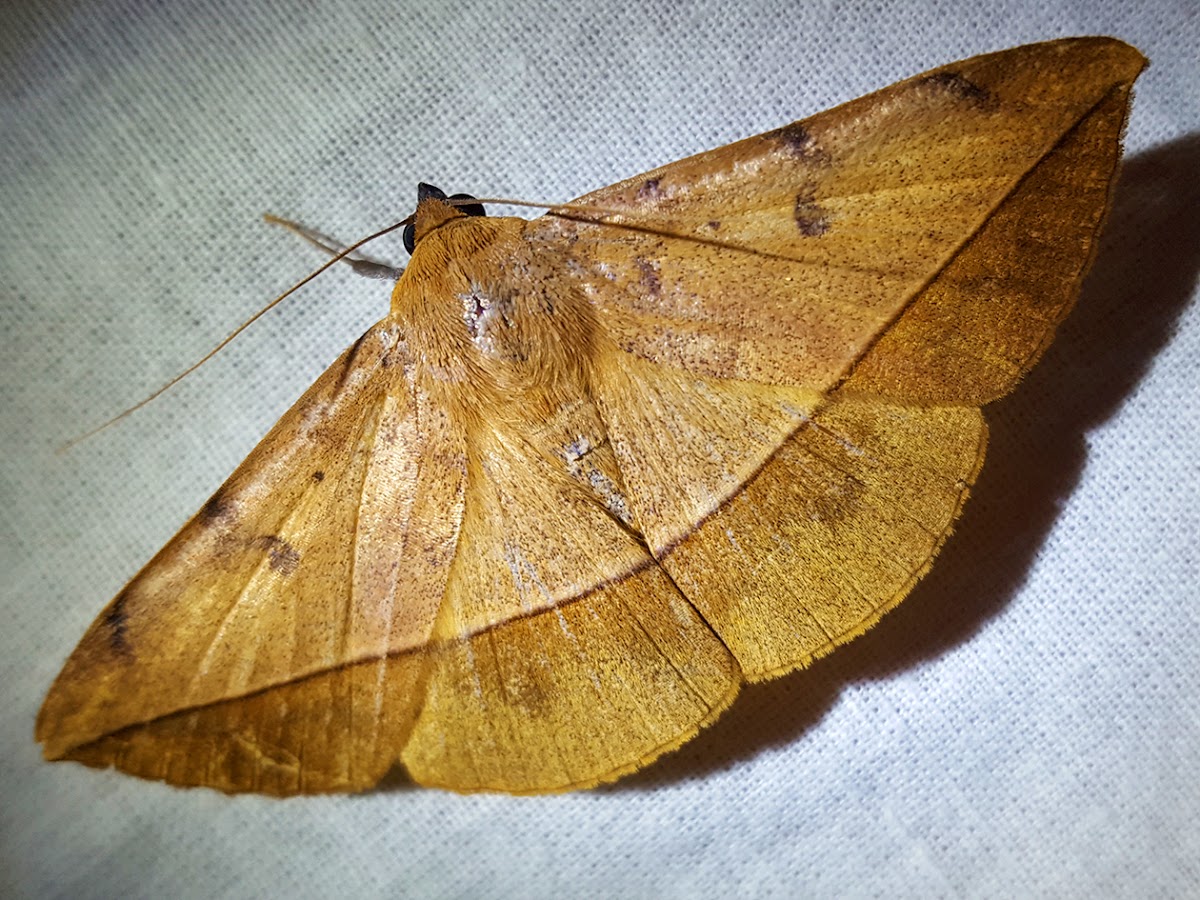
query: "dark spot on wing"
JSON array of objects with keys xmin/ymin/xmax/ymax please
[
  {"xmin": 201, "ymin": 491, "xmax": 233, "ymax": 524},
  {"xmin": 255, "ymin": 535, "xmax": 301, "ymax": 575},
  {"xmin": 104, "ymin": 592, "xmax": 132, "ymax": 656},
  {"xmin": 706, "ymin": 220, "xmax": 721, "ymax": 230},
  {"xmin": 802, "ymin": 467, "xmax": 865, "ymax": 524},
  {"xmin": 918, "ymin": 71, "xmax": 993, "ymax": 107},
  {"xmin": 635, "ymin": 178, "xmax": 662, "ymax": 201},
  {"xmin": 793, "ymin": 190, "xmax": 830, "ymax": 237},
  {"xmin": 634, "ymin": 258, "xmax": 661, "ymax": 296},
  {"xmin": 311, "ymin": 470, "xmax": 325, "ymax": 482},
  {"xmin": 500, "ymin": 667, "xmax": 551, "ymax": 716},
  {"xmin": 770, "ymin": 123, "xmax": 832, "ymax": 165}
]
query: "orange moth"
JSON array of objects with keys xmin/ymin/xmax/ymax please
[{"xmin": 37, "ymin": 37, "xmax": 1145, "ymax": 794}]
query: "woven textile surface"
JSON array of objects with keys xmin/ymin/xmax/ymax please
[{"xmin": 3, "ymin": 1, "xmax": 1198, "ymax": 896}]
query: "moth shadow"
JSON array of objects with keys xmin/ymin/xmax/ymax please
[{"xmin": 606, "ymin": 133, "xmax": 1200, "ymax": 793}]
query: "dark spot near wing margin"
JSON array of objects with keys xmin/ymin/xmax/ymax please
[
  {"xmin": 201, "ymin": 491, "xmax": 233, "ymax": 524},
  {"xmin": 336, "ymin": 329, "xmax": 374, "ymax": 389},
  {"xmin": 770, "ymin": 123, "xmax": 832, "ymax": 165},
  {"xmin": 918, "ymin": 71, "xmax": 993, "ymax": 107},
  {"xmin": 635, "ymin": 179, "xmax": 662, "ymax": 201},
  {"xmin": 104, "ymin": 592, "xmax": 132, "ymax": 656}
]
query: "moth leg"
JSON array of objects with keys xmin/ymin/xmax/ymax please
[{"xmin": 264, "ymin": 214, "xmax": 402, "ymax": 280}]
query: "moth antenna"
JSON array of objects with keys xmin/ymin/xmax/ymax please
[
  {"xmin": 463, "ymin": 196, "xmax": 644, "ymax": 219},
  {"xmin": 57, "ymin": 218, "xmax": 411, "ymax": 454},
  {"xmin": 467, "ymin": 196, "xmax": 823, "ymax": 263},
  {"xmin": 263, "ymin": 214, "xmax": 402, "ymax": 280}
]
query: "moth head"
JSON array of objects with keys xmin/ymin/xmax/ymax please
[{"xmin": 403, "ymin": 183, "xmax": 487, "ymax": 254}]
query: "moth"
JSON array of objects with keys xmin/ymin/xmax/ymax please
[{"xmin": 37, "ymin": 37, "xmax": 1145, "ymax": 794}]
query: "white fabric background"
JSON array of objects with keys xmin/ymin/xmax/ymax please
[{"xmin": 3, "ymin": 1, "xmax": 1197, "ymax": 897}]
